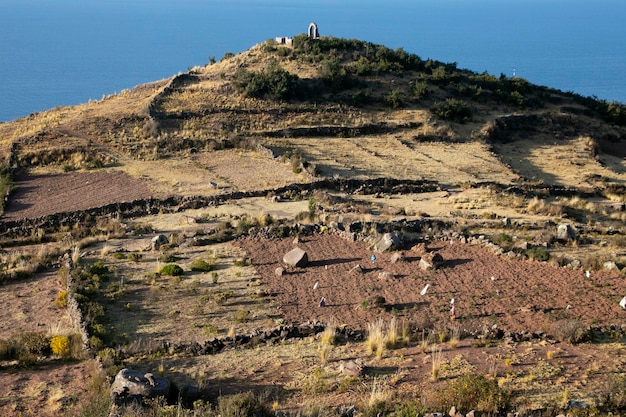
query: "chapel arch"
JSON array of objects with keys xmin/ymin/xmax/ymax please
[{"xmin": 308, "ymin": 22, "xmax": 319, "ymax": 39}]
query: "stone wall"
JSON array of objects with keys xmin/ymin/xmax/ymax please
[{"xmin": 0, "ymin": 178, "xmax": 439, "ymax": 237}]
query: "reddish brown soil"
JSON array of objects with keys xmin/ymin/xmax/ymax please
[
  {"xmin": 0, "ymin": 271, "xmax": 92, "ymax": 417},
  {"xmin": 2, "ymin": 170, "xmax": 153, "ymax": 221},
  {"xmin": 237, "ymin": 234, "xmax": 626, "ymax": 334}
]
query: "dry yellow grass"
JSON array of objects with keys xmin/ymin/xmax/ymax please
[{"xmin": 494, "ymin": 135, "xmax": 626, "ymax": 188}]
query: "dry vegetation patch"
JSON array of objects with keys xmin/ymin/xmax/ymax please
[
  {"xmin": 82, "ymin": 239, "xmax": 278, "ymax": 346},
  {"xmin": 494, "ymin": 135, "xmax": 626, "ymax": 188}
]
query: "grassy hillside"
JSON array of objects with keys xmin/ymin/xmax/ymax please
[
  {"xmin": 0, "ymin": 35, "xmax": 625, "ymax": 417},
  {"xmin": 1, "ymin": 35, "xmax": 624, "ymax": 182}
]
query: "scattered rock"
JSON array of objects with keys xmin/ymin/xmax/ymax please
[
  {"xmin": 110, "ymin": 368, "xmax": 171, "ymax": 405},
  {"xmin": 369, "ymin": 295, "xmax": 386, "ymax": 308},
  {"xmin": 557, "ymin": 223, "xmax": 577, "ymax": 241},
  {"xmin": 151, "ymin": 234, "xmax": 169, "ymax": 250},
  {"xmin": 515, "ymin": 241, "xmax": 530, "ymax": 250},
  {"xmin": 373, "ymin": 232, "xmax": 401, "ymax": 252},
  {"xmin": 390, "ymin": 252, "xmax": 405, "ymax": 263},
  {"xmin": 349, "ymin": 264, "xmax": 364, "ymax": 274},
  {"xmin": 411, "ymin": 242, "xmax": 428, "ymax": 255},
  {"xmin": 419, "ymin": 252, "xmax": 443, "ymax": 270},
  {"xmin": 178, "ymin": 215, "xmax": 197, "ymax": 225},
  {"xmin": 603, "ymin": 261, "xmax": 619, "ymax": 271},
  {"xmin": 339, "ymin": 360, "xmax": 364, "ymax": 377},
  {"xmin": 283, "ymin": 247, "xmax": 308, "ymax": 268},
  {"xmin": 378, "ymin": 271, "xmax": 394, "ymax": 280},
  {"xmin": 275, "ymin": 267, "xmax": 286, "ymax": 276}
]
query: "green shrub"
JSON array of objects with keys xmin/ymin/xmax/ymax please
[
  {"xmin": 18, "ymin": 332, "xmax": 50, "ymax": 356},
  {"xmin": 384, "ymin": 89, "xmax": 406, "ymax": 109},
  {"xmin": 394, "ymin": 402, "xmax": 427, "ymax": 417},
  {"xmin": 127, "ymin": 252, "xmax": 142, "ymax": 262},
  {"xmin": 89, "ymin": 336, "xmax": 104, "ymax": 351},
  {"xmin": 87, "ymin": 261, "xmax": 109, "ymax": 277},
  {"xmin": 492, "ymin": 232, "xmax": 513, "ymax": 248},
  {"xmin": 433, "ymin": 99, "xmax": 473, "ymax": 123},
  {"xmin": 599, "ymin": 374, "xmax": 626, "ymax": 410},
  {"xmin": 160, "ymin": 264, "xmax": 184, "ymax": 276},
  {"xmin": 432, "ymin": 374, "xmax": 510, "ymax": 414},
  {"xmin": 233, "ymin": 310, "xmax": 250, "ymax": 323},
  {"xmin": 158, "ymin": 253, "xmax": 178, "ymax": 263},
  {"xmin": 411, "ymin": 80, "xmax": 429, "ymax": 99},
  {"xmin": 213, "ymin": 290, "xmax": 234, "ymax": 305},
  {"xmin": 319, "ymin": 57, "xmax": 353, "ymax": 92},
  {"xmin": 0, "ymin": 164, "xmax": 13, "ymax": 214},
  {"xmin": 233, "ymin": 258, "xmax": 251, "ymax": 267},
  {"xmin": 233, "ymin": 61, "xmax": 302, "ymax": 100},
  {"xmin": 525, "ymin": 247, "xmax": 550, "ymax": 261},
  {"xmin": 86, "ymin": 157, "xmax": 104, "ymax": 169},
  {"xmin": 190, "ymin": 259, "xmax": 213, "ymax": 272}
]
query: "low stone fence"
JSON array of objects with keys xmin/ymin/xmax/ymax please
[{"xmin": 0, "ymin": 178, "xmax": 439, "ymax": 237}]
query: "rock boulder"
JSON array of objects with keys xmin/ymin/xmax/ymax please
[
  {"xmin": 151, "ymin": 234, "xmax": 169, "ymax": 250},
  {"xmin": 390, "ymin": 252, "xmax": 405, "ymax": 264},
  {"xmin": 557, "ymin": 223, "xmax": 576, "ymax": 241},
  {"xmin": 339, "ymin": 360, "xmax": 365, "ymax": 377},
  {"xmin": 283, "ymin": 247, "xmax": 308, "ymax": 268},
  {"xmin": 110, "ymin": 368, "xmax": 171, "ymax": 405},
  {"xmin": 373, "ymin": 232, "xmax": 401, "ymax": 252},
  {"xmin": 419, "ymin": 252, "xmax": 443, "ymax": 270}
]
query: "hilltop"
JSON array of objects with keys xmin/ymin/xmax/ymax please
[{"xmin": 0, "ymin": 36, "xmax": 625, "ymax": 416}]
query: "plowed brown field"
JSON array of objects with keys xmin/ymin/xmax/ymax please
[{"xmin": 237, "ymin": 233, "xmax": 626, "ymax": 334}]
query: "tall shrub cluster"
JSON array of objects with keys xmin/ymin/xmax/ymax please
[{"xmin": 234, "ymin": 61, "xmax": 303, "ymax": 100}]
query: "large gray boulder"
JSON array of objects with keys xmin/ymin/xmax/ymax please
[
  {"xmin": 557, "ymin": 223, "xmax": 576, "ymax": 241},
  {"xmin": 373, "ymin": 232, "xmax": 402, "ymax": 252},
  {"xmin": 283, "ymin": 247, "xmax": 308, "ymax": 267},
  {"xmin": 110, "ymin": 368, "xmax": 171, "ymax": 405}
]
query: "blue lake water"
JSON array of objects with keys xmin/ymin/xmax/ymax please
[{"xmin": 1, "ymin": 0, "xmax": 625, "ymax": 122}]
